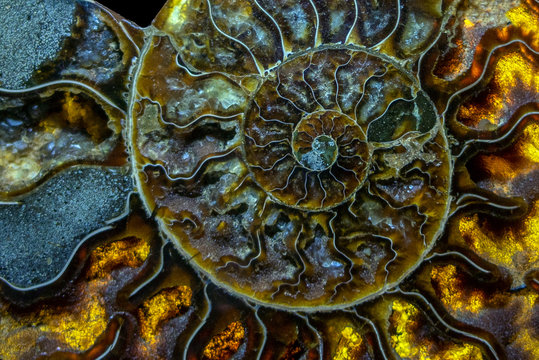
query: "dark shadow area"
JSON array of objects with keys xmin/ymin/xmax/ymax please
[{"xmin": 97, "ymin": 0, "xmax": 168, "ymax": 27}]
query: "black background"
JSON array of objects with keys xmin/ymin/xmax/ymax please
[{"xmin": 97, "ymin": 0, "xmax": 168, "ymax": 27}]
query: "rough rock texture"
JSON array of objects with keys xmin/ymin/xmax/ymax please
[
  {"xmin": 0, "ymin": 0, "xmax": 76, "ymax": 88},
  {"xmin": 0, "ymin": 166, "xmax": 132, "ymax": 287}
]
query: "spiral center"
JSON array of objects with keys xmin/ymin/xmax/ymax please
[{"xmin": 295, "ymin": 135, "xmax": 337, "ymax": 171}]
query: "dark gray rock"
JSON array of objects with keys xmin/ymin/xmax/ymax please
[
  {"xmin": 0, "ymin": 166, "xmax": 132, "ymax": 287},
  {"xmin": 0, "ymin": 0, "xmax": 76, "ymax": 89}
]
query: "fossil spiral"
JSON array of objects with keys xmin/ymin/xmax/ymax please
[
  {"xmin": 1, "ymin": 0, "xmax": 538, "ymax": 358},
  {"xmin": 131, "ymin": 0, "xmax": 451, "ymax": 309}
]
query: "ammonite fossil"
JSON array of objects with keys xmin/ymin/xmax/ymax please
[
  {"xmin": 0, "ymin": 0, "xmax": 538, "ymax": 359},
  {"xmin": 131, "ymin": 12, "xmax": 451, "ymax": 309}
]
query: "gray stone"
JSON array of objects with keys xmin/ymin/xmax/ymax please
[
  {"xmin": 0, "ymin": 166, "xmax": 133, "ymax": 287},
  {"xmin": 0, "ymin": 0, "xmax": 76, "ymax": 89}
]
